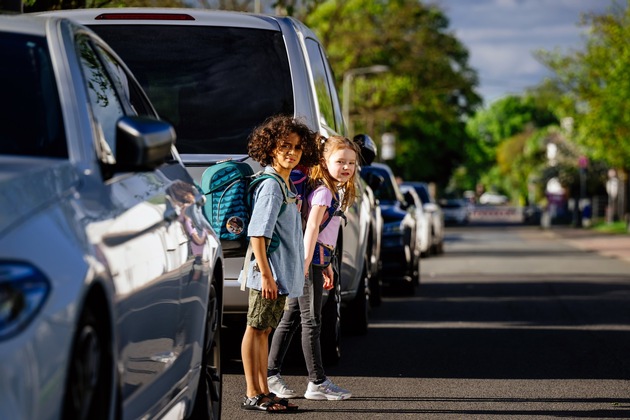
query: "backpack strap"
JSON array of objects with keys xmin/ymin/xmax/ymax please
[
  {"xmin": 239, "ymin": 241, "xmax": 254, "ymax": 291},
  {"xmin": 318, "ymin": 191, "xmax": 342, "ymax": 232}
]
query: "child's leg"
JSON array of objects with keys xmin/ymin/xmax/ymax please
[
  {"xmin": 242, "ymin": 325, "xmax": 266, "ymax": 397},
  {"xmin": 257, "ymin": 327, "xmax": 272, "ymax": 393},
  {"xmin": 300, "ymin": 265, "xmax": 326, "ymax": 382},
  {"xmin": 268, "ymin": 296, "xmax": 302, "ymax": 375}
]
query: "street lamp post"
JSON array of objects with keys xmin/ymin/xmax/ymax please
[{"xmin": 342, "ymin": 65, "xmax": 389, "ymax": 137}]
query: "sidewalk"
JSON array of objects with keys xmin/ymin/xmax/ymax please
[{"xmin": 544, "ymin": 225, "xmax": 630, "ymax": 264}]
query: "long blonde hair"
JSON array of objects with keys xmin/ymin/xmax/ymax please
[{"xmin": 309, "ymin": 135, "xmax": 361, "ymax": 211}]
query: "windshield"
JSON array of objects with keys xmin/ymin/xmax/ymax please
[
  {"xmin": 92, "ymin": 25, "xmax": 294, "ymax": 155},
  {"xmin": 0, "ymin": 32, "xmax": 66, "ymax": 158}
]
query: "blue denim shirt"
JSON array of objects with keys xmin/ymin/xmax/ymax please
[{"xmin": 241, "ymin": 167, "xmax": 304, "ymax": 298}]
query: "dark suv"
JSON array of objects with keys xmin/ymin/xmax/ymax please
[{"xmin": 361, "ymin": 163, "xmax": 420, "ymax": 295}]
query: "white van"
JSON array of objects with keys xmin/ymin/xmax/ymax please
[{"xmin": 44, "ymin": 8, "xmax": 378, "ymax": 362}]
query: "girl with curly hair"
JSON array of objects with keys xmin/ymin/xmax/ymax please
[{"xmin": 240, "ymin": 114, "xmax": 319, "ymax": 412}]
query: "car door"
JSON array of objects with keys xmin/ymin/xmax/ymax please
[
  {"xmin": 73, "ymin": 32, "xmax": 192, "ymax": 417},
  {"xmin": 303, "ymin": 36, "xmax": 369, "ymax": 294}
]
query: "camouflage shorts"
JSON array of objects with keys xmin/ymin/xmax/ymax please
[{"xmin": 246, "ymin": 288, "xmax": 287, "ymax": 330}]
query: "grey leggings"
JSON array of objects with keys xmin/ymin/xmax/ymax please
[{"xmin": 268, "ymin": 264, "xmax": 325, "ymax": 382}]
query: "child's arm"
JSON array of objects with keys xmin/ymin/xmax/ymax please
[
  {"xmin": 303, "ymin": 204, "xmax": 327, "ymax": 276},
  {"xmin": 250, "ymin": 236, "xmax": 279, "ymax": 300}
]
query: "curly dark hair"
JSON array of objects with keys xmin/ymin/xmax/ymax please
[{"xmin": 247, "ymin": 114, "xmax": 320, "ymax": 167}]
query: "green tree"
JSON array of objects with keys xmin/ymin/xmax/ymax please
[
  {"xmin": 461, "ymin": 94, "xmax": 558, "ymax": 202},
  {"xmin": 305, "ymin": 0, "xmax": 481, "ymax": 188},
  {"xmin": 536, "ymin": 2, "xmax": 630, "ymax": 167}
]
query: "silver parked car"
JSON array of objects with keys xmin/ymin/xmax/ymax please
[
  {"xmin": 441, "ymin": 198, "xmax": 471, "ymax": 225},
  {"xmin": 401, "ymin": 181, "xmax": 445, "ymax": 254},
  {"xmin": 399, "ymin": 185, "xmax": 431, "ymax": 258},
  {"xmin": 45, "ymin": 8, "xmax": 378, "ymax": 358},
  {"xmin": 0, "ymin": 14, "xmax": 223, "ymax": 420}
]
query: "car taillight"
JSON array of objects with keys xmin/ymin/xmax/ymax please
[
  {"xmin": 95, "ymin": 13, "xmax": 195, "ymax": 21},
  {"xmin": 0, "ymin": 262, "xmax": 50, "ymax": 340}
]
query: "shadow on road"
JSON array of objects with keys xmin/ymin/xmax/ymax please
[{"xmin": 327, "ymin": 273, "xmax": 630, "ymax": 381}]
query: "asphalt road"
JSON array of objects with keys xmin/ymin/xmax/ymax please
[{"xmin": 219, "ymin": 223, "xmax": 630, "ymax": 419}]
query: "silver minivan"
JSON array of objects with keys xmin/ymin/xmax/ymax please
[
  {"xmin": 45, "ymin": 8, "xmax": 378, "ymax": 362},
  {"xmin": 0, "ymin": 14, "xmax": 223, "ymax": 420}
]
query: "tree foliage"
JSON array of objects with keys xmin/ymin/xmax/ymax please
[
  {"xmin": 536, "ymin": 1, "xmax": 630, "ymax": 170},
  {"xmin": 305, "ymin": 0, "xmax": 481, "ymax": 187},
  {"xmin": 460, "ymin": 94, "xmax": 558, "ymax": 202}
]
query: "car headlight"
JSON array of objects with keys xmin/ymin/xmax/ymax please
[
  {"xmin": 383, "ymin": 221, "xmax": 403, "ymax": 234},
  {"xmin": 0, "ymin": 262, "xmax": 50, "ymax": 340}
]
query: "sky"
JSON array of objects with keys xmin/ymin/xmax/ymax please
[{"xmin": 436, "ymin": 0, "xmax": 617, "ymax": 105}]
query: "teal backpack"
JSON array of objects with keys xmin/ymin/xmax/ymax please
[{"xmin": 199, "ymin": 159, "xmax": 290, "ymax": 258}]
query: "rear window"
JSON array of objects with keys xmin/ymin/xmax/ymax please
[
  {"xmin": 0, "ymin": 32, "xmax": 67, "ymax": 158},
  {"xmin": 92, "ymin": 25, "xmax": 293, "ymax": 154}
]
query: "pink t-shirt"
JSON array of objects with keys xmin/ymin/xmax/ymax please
[{"xmin": 308, "ymin": 185, "xmax": 341, "ymax": 247}]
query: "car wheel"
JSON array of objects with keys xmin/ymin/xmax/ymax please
[
  {"xmin": 321, "ymin": 252, "xmax": 341, "ymax": 365},
  {"xmin": 402, "ymin": 277, "xmax": 416, "ymax": 296},
  {"xmin": 435, "ymin": 239, "xmax": 444, "ymax": 255},
  {"xmin": 342, "ymin": 258, "xmax": 370, "ymax": 336},
  {"xmin": 63, "ymin": 304, "xmax": 112, "ymax": 420},
  {"xmin": 189, "ymin": 273, "xmax": 222, "ymax": 420}
]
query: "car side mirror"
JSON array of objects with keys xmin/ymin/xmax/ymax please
[
  {"xmin": 353, "ymin": 133, "xmax": 377, "ymax": 166},
  {"xmin": 364, "ymin": 172, "xmax": 384, "ymax": 192},
  {"xmin": 403, "ymin": 192, "xmax": 414, "ymax": 210},
  {"xmin": 115, "ymin": 116, "xmax": 176, "ymax": 171}
]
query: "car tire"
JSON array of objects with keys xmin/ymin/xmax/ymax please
[
  {"xmin": 62, "ymin": 302, "xmax": 113, "ymax": 420},
  {"xmin": 342, "ymin": 258, "xmax": 370, "ymax": 336},
  {"xmin": 321, "ymin": 252, "xmax": 341, "ymax": 366},
  {"xmin": 189, "ymin": 272, "xmax": 222, "ymax": 420}
]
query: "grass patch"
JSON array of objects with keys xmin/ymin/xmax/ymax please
[{"xmin": 592, "ymin": 221, "xmax": 628, "ymax": 234}]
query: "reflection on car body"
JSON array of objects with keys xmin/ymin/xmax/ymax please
[{"xmin": 0, "ymin": 14, "xmax": 223, "ymax": 420}]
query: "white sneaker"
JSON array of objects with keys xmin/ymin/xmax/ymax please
[
  {"xmin": 304, "ymin": 378, "xmax": 352, "ymax": 400},
  {"xmin": 267, "ymin": 374, "xmax": 298, "ymax": 399}
]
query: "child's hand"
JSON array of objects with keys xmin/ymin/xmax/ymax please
[
  {"xmin": 304, "ymin": 258, "xmax": 311, "ymax": 278},
  {"xmin": 323, "ymin": 266, "xmax": 334, "ymax": 290},
  {"xmin": 261, "ymin": 273, "xmax": 278, "ymax": 300}
]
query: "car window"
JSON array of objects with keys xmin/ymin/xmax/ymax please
[
  {"xmin": 91, "ymin": 25, "xmax": 293, "ymax": 155},
  {"xmin": 363, "ymin": 167, "xmax": 397, "ymax": 202},
  {"xmin": 76, "ymin": 34, "xmax": 125, "ymax": 164},
  {"xmin": 304, "ymin": 38, "xmax": 337, "ymax": 132},
  {"xmin": 94, "ymin": 43, "xmax": 154, "ymax": 118},
  {"xmin": 0, "ymin": 32, "xmax": 67, "ymax": 158}
]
